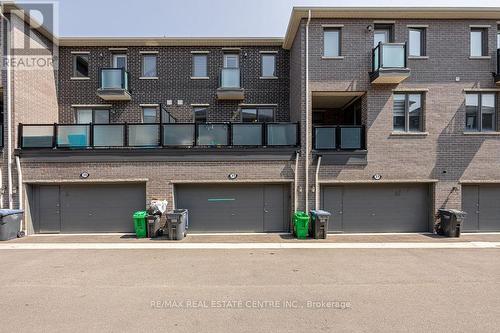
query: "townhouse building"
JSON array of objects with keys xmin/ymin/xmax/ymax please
[{"xmin": 2, "ymin": 5, "xmax": 500, "ymax": 235}]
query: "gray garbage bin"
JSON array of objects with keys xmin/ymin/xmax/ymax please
[
  {"xmin": 147, "ymin": 215, "xmax": 162, "ymax": 238},
  {"xmin": 309, "ymin": 210, "xmax": 331, "ymax": 239},
  {"xmin": 0, "ymin": 209, "xmax": 24, "ymax": 241},
  {"xmin": 165, "ymin": 209, "xmax": 188, "ymax": 241},
  {"xmin": 437, "ymin": 209, "xmax": 467, "ymax": 238}
]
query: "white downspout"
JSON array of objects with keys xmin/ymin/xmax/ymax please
[
  {"xmin": 305, "ymin": 10, "xmax": 311, "ymax": 212},
  {"xmin": 315, "ymin": 156, "xmax": 322, "ymax": 211},
  {"xmin": 294, "ymin": 151, "xmax": 299, "ymax": 212},
  {"xmin": 1, "ymin": 10, "xmax": 13, "ymax": 209},
  {"xmin": 15, "ymin": 156, "xmax": 24, "ymax": 233},
  {"xmin": 0, "ymin": 167, "xmax": 3, "ymax": 209}
]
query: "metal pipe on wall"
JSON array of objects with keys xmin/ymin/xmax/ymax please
[
  {"xmin": 15, "ymin": 156, "xmax": 24, "ymax": 233},
  {"xmin": 305, "ymin": 9, "xmax": 311, "ymax": 212},
  {"xmin": 315, "ymin": 156, "xmax": 322, "ymax": 211},
  {"xmin": 294, "ymin": 151, "xmax": 299, "ymax": 212},
  {"xmin": 0, "ymin": 10, "xmax": 13, "ymax": 209}
]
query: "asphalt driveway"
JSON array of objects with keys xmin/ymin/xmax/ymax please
[{"xmin": 1, "ymin": 245, "xmax": 499, "ymax": 332}]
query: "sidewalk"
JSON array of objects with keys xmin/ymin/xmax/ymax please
[{"xmin": 5, "ymin": 232, "xmax": 500, "ymax": 244}]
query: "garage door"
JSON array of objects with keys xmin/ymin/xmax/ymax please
[
  {"xmin": 322, "ymin": 184, "xmax": 430, "ymax": 233},
  {"xmin": 32, "ymin": 184, "xmax": 146, "ymax": 233},
  {"xmin": 462, "ymin": 185, "xmax": 500, "ymax": 232},
  {"xmin": 175, "ymin": 184, "xmax": 289, "ymax": 233}
]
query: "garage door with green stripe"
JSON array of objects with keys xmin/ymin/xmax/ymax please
[
  {"xmin": 462, "ymin": 185, "xmax": 500, "ymax": 232},
  {"xmin": 322, "ymin": 184, "xmax": 430, "ymax": 233},
  {"xmin": 32, "ymin": 184, "xmax": 146, "ymax": 234},
  {"xmin": 175, "ymin": 184, "xmax": 290, "ymax": 233}
]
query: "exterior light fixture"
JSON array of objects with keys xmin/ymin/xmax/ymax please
[
  {"xmin": 80, "ymin": 172, "xmax": 90, "ymax": 179},
  {"xmin": 372, "ymin": 174, "xmax": 382, "ymax": 181},
  {"xmin": 228, "ymin": 173, "xmax": 238, "ymax": 180},
  {"xmin": 367, "ymin": 25, "xmax": 374, "ymax": 32}
]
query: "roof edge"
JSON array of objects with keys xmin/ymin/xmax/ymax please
[{"xmin": 283, "ymin": 6, "xmax": 500, "ymax": 49}]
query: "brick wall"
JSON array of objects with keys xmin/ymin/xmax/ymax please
[
  {"xmin": 57, "ymin": 46, "xmax": 289, "ymax": 123},
  {"xmin": 289, "ymin": 18, "xmax": 500, "ymax": 213}
]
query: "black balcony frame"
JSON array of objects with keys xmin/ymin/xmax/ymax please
[
  {"xmin": 313, "ymin": 125, "xmax": 366, "ymax": 151},
  {"xmin": 372, "ymin": 42, "xmax": 408, "ymax": 72},
  {"xmin": 18, "ymin": 122, "xmax": 300, "ymax": 150},
  {"xmin": 494, "ymin": 49, "xmax": 500, "ymax": 84}
]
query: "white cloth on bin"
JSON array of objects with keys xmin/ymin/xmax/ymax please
[{"xmin": 148, "ymin": 200, "xmax": 168, "ymax": 215}]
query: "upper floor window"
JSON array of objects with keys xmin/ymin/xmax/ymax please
[
  {"xmin": 76, "ymin": 109, "xmax": 110, "ymax": 124},
  {"xmin": 142, "ymin": 107, "xmax": 158, "ymax": 123},
  {"xmin": 192, "ymin": 54, "xmax": 208, "ymax": 78},
  {"xmin": 465, "ymin": 93, "xmax": 496, "ymax": 132},
  {"xmin": 141, "ymin": 55, "xmax": 157, "ymax": 78},
  {"xmin": 374, "ymin": 25, "xmax": 393, "ymax": 46},
  {"xmin": 194, "ymin": 107, "xmax": 208, "ymax": 123},
  {"xmin": 393, "ymin": 93, "xmax": 423, "ymax": 132},
  {"xmin": 497, "ymin": 26, "xmax": 500, "ymax": 49},
  {"xmin": 323, "ymin": 28, "xmax": 341, "ymax": 57},
  {"xmin": 72, "ymin": 53, "xmax": 89, "ymax": 78},
  {"xmin": 261, "ymin": 53, "xmax": 276, "ymax": 78},
  {"xmin": 470, "ymin": 28, "xmax": 488, "ymax": 57},
  {"xmin": 409, "ymin": 28, "xmax": 426, "ymax": 57},
  {"xmin": 224, "ymin": 53, "xmax": 239, "ymax": 69},
  {"xmin": 241, "ymin": 107, "xmax": 275, "ymax": 123},
  {"xmin": 112, "ymin": 53, "xmax": 127, "ymax": 69}
]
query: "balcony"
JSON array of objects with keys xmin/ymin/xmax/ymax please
[
  {"xmin": 370, "ymin": 42, "xmax": 410, "ymax": 84},
  {"xmin": 19, "ymin": 123, "xmax": 299, "ymax": 150},
  {"xmin": 97, "ymin": 68, "xmax": 131, "ymax": 101},
  {"xmin": 217, "ymin": 68, "xmax": 244, "ymax": 100},
  {"xmin": 494, "ymin": 49, "xmax": 500, "ymax": 86},
  {"xmin": 313, "ymin": 125, "xmax": 367, "ymax": 165}
]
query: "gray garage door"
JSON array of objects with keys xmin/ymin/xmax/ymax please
[
  {"xmin": 462, "ymin": 185, "xmax": 500, "ymax": 232},
  {"xmin": 175, "ymin": 184, "xmax": 289, "ymax": 233},
  {"xmin": 32, "ymin": 184, "xmax": 146, "ymax": 233},
  {"xmin": 322, "ymin": 184, "xmax": 430, "ymax": 233}
]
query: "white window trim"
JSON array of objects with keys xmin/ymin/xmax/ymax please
[
  {"xmin": 469, "ymin": 25, "xmax": 491, "ymax": 28},
  {"xmin": 321, "ymin": 24, "xmax": 344, "ymax": 28},
  {"xmin": 191, "ymin": 51, "xmax": 210, "ymax": 54},
  {"xmin": 259, "ymin": 50, "xmax": 278, "ymax": 54},
  {"xmin": 321, "ymin": 56, "xmax": 345, "ymax": 60},
  {"xmin": 70, "ymin": 77, "xmax": 91, "ymax": 80},
  {"xmin": 141, "ymin": 53, "xmax": 158, "ymax": 78},
  {"xmin": 70, "ymin": 51, "xmax": 90, "ymax": 54},
  {"xmin": 407, "ymin": 24, "xmax": 429, "ymax": 28},
  {"xmin": 139, "ymin": 77, "xmax": 159, "ymax": 80},
  {"xmin": 139, "ymin": 51, "xmax": 159, "ymax": 54},
  {"xmin": 190, "ymin": 76, "xmax": 209, "ymax": 80}
]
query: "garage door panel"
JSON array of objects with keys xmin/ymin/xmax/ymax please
[
  {"xmin": 35, "ymin": 184, "xmax": 145, "ymax": 234},
  {"xmin": 462, "ymin": 186, "xmax": 479, "ymax": 231},
  {"xmin": 323, "ymin": 184, "xmax": 429, "ymax": 233},
  {"xmin": 322, "ymin": 187, "xmax": 343, "ymax": 232},
  {"xmin": 478, "ymin": 186, "xmax": 500, "ymax": 232},
  {"xmin": 176, "ymin": 184, "xmax": 288, "ymax": 233}
]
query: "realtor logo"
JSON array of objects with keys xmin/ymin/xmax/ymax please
[{"xmin": 2, "ymin": 1, "xmax": 59, "ymax": 70}]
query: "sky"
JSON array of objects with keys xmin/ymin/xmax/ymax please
[{"xmin": 15, "ymin": 0, "xmax": 500, "ymax": 37}]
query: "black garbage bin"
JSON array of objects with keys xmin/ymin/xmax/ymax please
[
  {"xmin": 437, "ymin": 209, "xmax": 467, "ymax": 238},
  {"xmin": 165, "ymin": 209, "xmax": 188, "ymax": 241},
  {"xmin": 309, "ymin": 210, "xmax": 331, "ymax": 239},
  {"xmin": 0, "ymin": 209, "xmax": 24, "ymax": 241},
  {"xmin": 147, "ymin": 215, "xmax": 162, "ymax": 238}
]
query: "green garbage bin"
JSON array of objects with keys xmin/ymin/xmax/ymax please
[
  {"xmin": 293, "ymin": 211, "xmax": 310, "ymax": 239},
  {"xmin": 133, "ymin": 211, "xmax": 148, "ymax": 239}
]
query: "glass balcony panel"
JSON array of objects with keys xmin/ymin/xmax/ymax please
[
  {"xmin": 22, "ymin": 125, "xmax": 54, "ymax": 148},
  {"xmin": 57, "ymin": 125, "xmax": 90, "ymax": 148},
  {"xmin": 340, "ymin": 127, "xmax": 362, "ymax": 150},
  {"xmin": 382, "ymin": 44, "xmax": 405, "ymax": 68},
  {"xmin": 232, "ymin": 124, "xmax": 262, "ymax": 146},
  {"xmin": 221, "ymin": 68, "xmax": 240, "ymax": 88},
  {"xmin": 163, "ymin": 124, "xmax": 195, "ymax": 146},
  {"xmin": 197, "ymin": 124, "xmax": 228, "ymax": 146},
  {"xmin": 267, "ymin": 124, "xmax": 297, "ymax": 146},
  {"xmin": 93, "ymin": 125, "xmax": 125, "ymax": 147},
  {"xmin": 128, "ymin": 124, "xmax": 159, "ymax": 147},
  {"xmin": 315, "ymin": 127, "xmax": 336, "ymax": 150},
  {"xmin": 101, "ymin": 69, "xmax": 128, "ymax": 89}
]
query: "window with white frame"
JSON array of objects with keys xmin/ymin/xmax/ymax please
[
  {"xmin": 142, "ymin": 55, "xmax": 157, "ymax": 77},
  {"xmin": 261, "ymin": 54, "xmax": 276, "ymax": 77},
  {"xmin": 142, "ymin": 107, "xmax": 158, "ymax": 123},
  {"xmin": 465, "ymin": 93, "xmax": 496, "ymax": 132},
  {"xmin": 323, "ymin": 28, "xmax": 341, "ymax": 57},
  {"xmin": 192, "ymin": 54, "xmax": 208, "ymax": 77}
]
